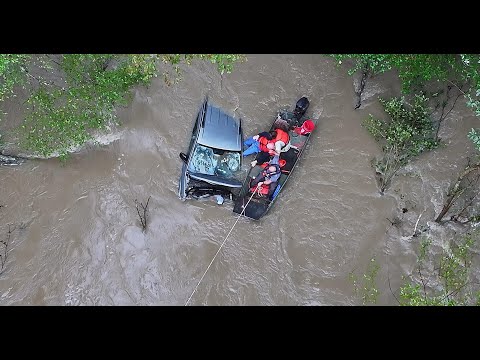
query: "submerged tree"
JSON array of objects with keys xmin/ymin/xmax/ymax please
[
  {"xmin": 0, "ymin": 224, "xmax": 16, "ymax": 276},
  {"xmin": 399, "ymin": 231, "xmax": 480, "ymax": 306},
  {"xmin": 364, "ymin": 94, "xmax": 439, "ymax": 193},
  {"xmin": 435, "ymin": 159, "xmax": 480, "ymax": 223},
  {"xmin": 351, "ymin": 230, "xmax": 480, "ymax": 306},
  {"xmin": 349, "ymin": 257, "xmax": 380, "ymax": 305},
  {"xmin": 135, "ymin": 196, "xmax": 151, "ymax": 232},
  {"xmin": 0, "ymin": 54, "xmax": 29, "ymax": 104},
  {"xmin": 0, "ymin": 54, "xmax": 246, "ymax": 159},
  {"xmin": 331, "ymin": 54, "xmax": 480, "ymax": 151}
]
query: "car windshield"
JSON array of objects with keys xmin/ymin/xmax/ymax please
[{"xmin": 188, "ymin": 144, "xmax": 241, "ymax": 179}]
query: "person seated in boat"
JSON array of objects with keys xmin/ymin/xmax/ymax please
[
  {"xmin": 243, "ymin": 131, "xmax": 277, "ymax": 157},
  {"xmin": 272, "ymin": 128, "xmax": 291, "ymax": 155},
  {"xmin": 250, "ymin": 155, "xmax": 281, "ymax": 197},
  {"xmin": 250, "ymin": 128, "xmax": 290, "ymax": 167},
  {"xmin": 250, "ymin": 142, "xmax": 277, "ymax": 167}
]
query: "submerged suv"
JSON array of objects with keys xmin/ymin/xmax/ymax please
[{"xmin": 178, "ymin": 98, "xmax": 243, "ymax": 203}]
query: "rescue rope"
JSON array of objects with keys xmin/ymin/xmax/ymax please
[{"xmin": 185, "ymin": 184, "xmax": 260, "ymax": 306}]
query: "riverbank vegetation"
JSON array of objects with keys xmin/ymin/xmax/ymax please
[
  {"xmin": 3, "ymin": 54, "xmax": 480, "ymax": 304},
  {"xmin": 399, "ymin": 231, "xmax": 479, "ymax": 306},
  {"xmin": 351, "ymin": 230, "xmax": 480, "ymax": 306},
  {"xmin": 331, "ymin": 54, "xmax": 480, "ymax": 149},
  {"xmin": 334, "ymin": 54, "xmax": 480, "ymax": 305},
  {"xmin": 0, "ymin": 54, "xmax": 245, "ymax": 159},
  {"xmin": 363, "ymin": 94, "xmax": 439, "ymax": 193}
]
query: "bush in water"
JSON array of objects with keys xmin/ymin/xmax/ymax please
[
  {"xmin": 363, "ymin": 94, "xmax": 439, "ymax": 193},
  {"xmin": 0, "ymin": 54, "xmax": 245, "ymax": 159},
  {"xmin": 331, "ymin": 54, "xmax": 480, "ymax": 152}
]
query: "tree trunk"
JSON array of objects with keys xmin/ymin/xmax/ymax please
[
  {"xmin": 435, "ymin": 163, "xmax": 480, "ymax": 222},
  {"xmin": 354, "ymin": 64, "xmax": 369, "ymax": 109}
]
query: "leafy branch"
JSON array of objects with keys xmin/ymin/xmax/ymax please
[
  {"xmin": 365, "ymin": 94, "xmax": 439, "ymax": 193},
  {"xmin": 350, "ymin": 257, "xmax": 380, "ymax": 305}
]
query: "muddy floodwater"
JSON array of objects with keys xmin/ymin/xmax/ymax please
[{"xmin": 1, "ymin": 54, "xmax": 479, "ymax": 305}]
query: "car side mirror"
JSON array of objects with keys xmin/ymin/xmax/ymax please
[{"xmin": 179, "ymin": 152, "xmax": 188, "ymax": 164}]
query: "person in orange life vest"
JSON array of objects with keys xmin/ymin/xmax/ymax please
[
  {"xmin": 251, "ymin": 142, "xmax": 276, "ymax": 167},
  {"xmin": 243, "ymin": 131, "xmax": 276, "ymax": 157},
  {"xmin": 250, "ymin": 155, "xmax": 281, "ymax": 197},
  {"xmin": 272, "ymin": 128, "xmax": 290, "ymax": 155},
  {"xmin": 250, "ymin": 128, "xmax": 289, "ymax": 167}
]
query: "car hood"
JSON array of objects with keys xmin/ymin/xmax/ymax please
[{"xmin": 189, "ymin": 172, "xmax": 243, "ymax": 188}]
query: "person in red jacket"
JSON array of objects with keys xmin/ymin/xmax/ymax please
[
  {"xmin": 251, "ymin": 128, "xmax": 291, "ymax": 167},
  {"xmin": 272, "ymin": 128, "xmax": 290, "ymax": 155},
  {"xmin": 243, "ymin": 131, "xmax": 275, "ymax": 157}
]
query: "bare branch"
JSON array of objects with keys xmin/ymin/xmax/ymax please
[
  {"xmin": 418, "ymin": 267, "xmax": 427, "ymax": 301},
  {"xmin": 435, "ymin": 162, "xmax": 480, "ymax": 222},
  {"xmin": 453, "ymin": 192, "xmax": 480, "ymax": 223},
  {"xmin": 439, "ymin": 281, "xmax": 471, "ymax": 303},
  {"xmin": 447, "ymin": 80, "xmax": 468, "ymax": 97},
  {"xmin": 135, "ymin": 196, "xmax": 151, "ymax": 232},
  {"xmin": 0, "ymin": 224, "xmax": 16, "ymax": 276},
  {"xmin": 386, "ymin": 258, "xmax": 401, "ymax": 305},
  {"xmin": 435, "ymin": 91, "xmax": 462, "ymax": 140}
]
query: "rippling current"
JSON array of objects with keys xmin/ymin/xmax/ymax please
[{"xmin": 1, "ymin": 54, "xmax": 479, "ymax": 305}]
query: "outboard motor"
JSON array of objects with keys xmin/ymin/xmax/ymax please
[{"xmin": 293, "ymin": 97, "xmax": 309, "ymax": 120}]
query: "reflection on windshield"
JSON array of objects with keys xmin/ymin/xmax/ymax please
[{"xmin": 188, "ymin": 144, "xmax": 241, "ymax": 178}]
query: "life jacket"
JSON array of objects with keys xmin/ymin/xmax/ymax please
[
  {"xmin": 250, "ymin": 183, "xmax": 270, "ymax": 195},
  {"xmin": 260, "ymin": 159, "xmax": 286, "ymax": 169},
  {"xmin": 258, "ymin": 136, "xmax": 275, "ymax": 153},
  {"xmin": 249, "ymin": 165, "xmax": 281, "ymax": 195},
  {"xmin": 261, "ymin": 164, "xmax": 281, "ymax": 180},
  {"xmin": 274, "ymin": 129, "xmax": 290, "ymax": 147}
]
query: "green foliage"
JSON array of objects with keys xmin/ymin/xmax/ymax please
[
  {"xmin": 399, "ymin": 283, "xmax": 445, "ymax": 306},
  {"xmin": 3, "ymin": 54, "xmax": 245, "ymax": 158},
  {"xmin": 199, "ymin": 54, "xmax": 246, "ymax": 74},
  {"xmin": 350, "ymin": 232, "xmax": 479, "ymax": 306},
  {"xmin": 468, "ymin": 128, "xmax": 480, "ymax": 150},
  {"xmin": 439, "ymin": 233, "xmax": 474, "ymax": 294},
  {"xmin": 418, "ymin": 238, "xmax": 432, "ymax": 262},
  {"xmin": 0, "ymin": 54, "xmax": 29, "ymax": 98},
  {"xmin": 332, "ymin": 54, "xmax": 395, "ymax": 77},
  {"xmin": 331, "ymin": 54, "xmax": 460, "ymax": 93},
  {"xmin": 399, "ymin": 231, "xmax": 479, "ymax": 306},
  {"xmin": 0, "ymin": 54, "xmax": 29, "ymax": 145},
  {"xmin": 161, "ymin": 54, "xmax": 246, "ymax": 85},
  {"xmin": 21, "ymin": 54, "xmax": 158, "ymax": 157},
  {"xmin": 163, "ymin": 54, "xmax": 245, "ymax": 74},
  {"xmin": 0, "ymin": 54, "xmax": 29, "ymax": 102},
  {"xmin": 350, "ymin": 257, "xmax": 380, "ymax": 305},
  {"xmin": 365, "ymin": 94, "xmax": 439, "ymax": 192},
  {"xmin": 331, "ymin": 54, "xmax": 480, "ymax": 151}
]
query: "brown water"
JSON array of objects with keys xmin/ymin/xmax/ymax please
[{"xmin": 1, "ymin": 54, "xmax": 479, "ymax": 305}]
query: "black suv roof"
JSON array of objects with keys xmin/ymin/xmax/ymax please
[{"xmin": 196, "ymin": 104, "xmax": 242, "ymax": 151}]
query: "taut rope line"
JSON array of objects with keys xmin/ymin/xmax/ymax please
[{"xmin": 185, "ymin": 184, "xmax": 261, "ymax": 306}]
